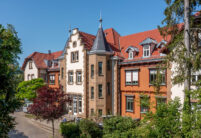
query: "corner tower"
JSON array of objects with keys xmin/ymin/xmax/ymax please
[{"xmin": 88, "ymin": 17, "xmax": 114, "ymax": 117}]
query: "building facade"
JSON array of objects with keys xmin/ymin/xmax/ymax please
[
  {"xmin": 22, "ymin": 51, "xmax": 63, "ymax": 88},
  {"xmin": 22, "ymin": 12, "xmax": 201, "ymax": 119}
]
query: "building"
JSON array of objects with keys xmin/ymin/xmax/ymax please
[
  {"xmin": 61, "ymin": 18, "xmax": 121, "ymax": 118},
  {"xmin": 119, "ymin": 29, "xmax": 171, "ymax": 119},
  {"xmin": 22, "ymin": 12, "xmax": 201, "ymax": 119},
  {"xmin": 22, "ymin": 50, "xmax": 63, "ymax": 88}
]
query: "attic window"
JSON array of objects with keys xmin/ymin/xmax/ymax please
[
  {"xmin": 73, "ymin": 41, "xmax": 77, "ymax": 47},
  {"xmin": 143, "ymin": 45, "xmax": 150, "ymax": 57},
  {"xmin": 128, "ymin": 51, "xmax": 133, "ymax": 59},
  {"xmin": 29, "ymin": 61, "xmax": 33, "ymax": 69}
]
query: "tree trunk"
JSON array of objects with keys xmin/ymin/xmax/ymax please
[
  {"xmin": 184, "ymin": 0, "xmax": 191, "ymax": 108},
  {"xmin": 52, "ymin": 119, "xmax": 55, "ymax": 138}
]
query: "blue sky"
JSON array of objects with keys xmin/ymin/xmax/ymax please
[{"xmin": 0, "ymin": 0, "xmax": 168, "ymax": 65}]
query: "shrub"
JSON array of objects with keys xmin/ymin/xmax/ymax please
[
  {"xmin": 60, "ymin": 122, "xmax": 80, "ymax": 138},
  {"xmin": 103, "ymin": 116, "xmax": 138, "ymax": 138},
  {"xmin": 79, "ymin": 119, "xmax": 103, "ymax": 138}
]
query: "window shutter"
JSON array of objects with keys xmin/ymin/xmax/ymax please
[{"xmin": 132, "ymin": 71, "xmax": 138, "ymax": 81}]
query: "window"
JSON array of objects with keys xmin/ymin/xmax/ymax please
[
  {"xmin": 107, "ymin": 83, "xmax": 110, "ymax": 95},
  {"xmin": 192, "ymin": 74, "xmax": 201, "ymax": 84},
  {"xmin": 91, "ymin": 64, "xmax": 94, "ymax": 78},
  {"xmin": 78, "ymin": 96, "xmax": 82, "ymax": 112},
  {"xmin": 128, "ymin": 51, "xmax": 133, "ymax": 59},
  {"xmin": 156, "ymin": 97, "xmax": 167, "ymax": 108},
  {"xmin": 98, "ymin": 109, "xmax": 102, "ymax": 116},
  {"xmin": 143, "ymin": 45, "xmax": 150, "ymax": 57},
  {"xmin": 91, "ymin": 87, "xmax": 94, "ymax": 99},
  {"xmin": 27, "ymin": 74, "xmax": 30, "ymax": 80},
  {"xmin": 140, "ymin": 96, "xmax": 149, "ymax": 113},
  {"xmin": 68, "ymin": 71, "xmax": 73, "ymax": 84},
  {"xmin": 49, "ymin": 74, "xmax": 55, "ymax": 84},
  {"xmin": 125, "ymin": 70, "xmax": 139, "ymax": 85},
  {"xmin": 73, "ymin": 41, "xmax": 77, "ymax": 47},
  {"xmin": 31, "ymin": 74, "xmax": 34, "ymax": 80},
  {"xmin": 58, "ymin": 74, "xmax": 60, "ymax": 84},
  {"xmin": 73, "ymin": 96, "xmax": 77, "ymax": 113},
  {"xmin": 98, "ymin": 62, "xmax": 103, "ymax": 75},
  {"xmin": 76, "ymin": 71, "xmax": 82, "ymax": 84},
  {"xmin": 107, "ymin": 60, "xmax": 110, "ymax": 70},
  {"xmin": 98, "ymin": 84, "xmax": 103, "ymax": 98},
  {"xmin": 150, "ymin": 70, "xmax": 157, "ymax": 84},
  {"xmin": 149, "ymin": 69, "xmax": 166, "ymax": 85},
  {"xmin": 61, "ymin": 67, "xmax": 64, "ymax": 79},
  {"xmin": 29, "ymin": 61, "xmax": 33, "ymax": 69},
  {"xmin": 126, "ymin": 96, "xmax": 134, "ymax": 112},
  {"xmin": 91, "ymin": 109, "xmax": 94, "ymax": 116},
  {"xmin": 71, "ymin": 51, "xmax": 79, "ymax": 62}
]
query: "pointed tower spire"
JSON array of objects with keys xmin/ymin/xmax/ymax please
[
  {"xmin": 89, "ymin": 14, "xmax": 113, "ymax": 55},
  {"xmin": 99, "ymin": 11, "xmax": 102, "ymax": 28}
]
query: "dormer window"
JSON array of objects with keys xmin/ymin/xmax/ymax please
[
  {"xmin": 125, "ymin": 46, "xmax": 139, "ymax": 60},
  {"xmin": 128, "ymin": 51, "xmax": 133, "ymax": 59},
  {"xmin": 143, "ymin": 45, "xmax": 150, "ymax": 57}
]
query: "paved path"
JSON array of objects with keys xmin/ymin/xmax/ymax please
[{"xmin": 9, "ymin": 112, "xmax": 51, "ymax": 138}]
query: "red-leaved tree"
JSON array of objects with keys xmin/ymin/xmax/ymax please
[{"xmin": 28, "ymin": 85, "xmax": 71, "ymax": 138}]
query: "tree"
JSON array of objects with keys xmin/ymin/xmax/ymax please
[
  {"xmin": 0, "ymin": 24, "xmax": 22, "ymax": 137},
  {"xmin": 28, "ymin": 86, "xmax": 71, "ymax": 138},
  {"xmin": 159, "ymin": 0, "xmax": 201, "ymax": 136},
  {"xmin": 103, "ymin": 116, "xmax": 138, "ymax": 138},
  {"xmin": 79, "ymin": 119, "xmax": 103, "ymax": 138},
  {"xmin": 135, "ymin": 99, "xmax": 182, "ymax": 137},
  {"xmin": 16, "ymin": 78, "xmax": 45, "ymax": 101}
]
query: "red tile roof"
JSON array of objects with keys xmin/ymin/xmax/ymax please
[
  {"xmin": 79, "ymin": 29, "xmax": 121, "ymax": 56},
  {"xmin": 22, "ymin": 51, "xmax": 62, "ymax": 70}
]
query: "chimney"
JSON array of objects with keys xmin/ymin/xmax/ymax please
[{"xmin": 48, "ymin": 50, "xmax": 51, "ymax": 54}]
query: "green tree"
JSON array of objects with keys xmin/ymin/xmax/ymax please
[
  {"xmin": 160, "ymin": 0, "xmax": 201, "ymax": 136},
  {"xmin": 135, "ymin": 99, "xmax": 182, "ymax": 138},
  {"xmin": 79, "ymin": 119, "xmax": 103, "ymax": 138},
  {"xmin": 103, "ymin": 116, "xmax": 138, "ymax": 138},
  {"xmin": 16, "ymin": 78, "xmax": 45, "ymax": 101},
  {"xmin": 0, "ymin": 24, "xmax": 22, "ymax": 137}
]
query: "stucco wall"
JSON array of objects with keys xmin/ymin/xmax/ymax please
[
  {"xmin": 24, "ymin": 60, "xmax": 38, "ymax": 81},
  {"xmin": 66, "ymin": 29, "xmax": 85, "ymax": 114}
]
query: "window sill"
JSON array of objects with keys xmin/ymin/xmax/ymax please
[
  {"xmin": 149, "ymin": 83, "xmax": 166, "ymax": 86},
  {"xmin": 140, "ymin": 112, "xmax": 148, "ymax": 114},
  {"xmin": 98, "ymin": 74, "xmax": 104, "ymax": 76},
  {"xmin": 126, "ymin": 110, "xmax": 134, "ymax": 113},
  {"xmin": 125, "ymin": 84, "xmax": 139, "ymax": 86},
  {"xmin": 76, "ymin": 82, "xmax": 82, "ymax": 85},
  {"xmin": 98, "ymin": 97, "xmax": 104, "ymax": 99},
  {"xmin": 68, "ymin": 82, "xmax": 74, "ymax": 85}
]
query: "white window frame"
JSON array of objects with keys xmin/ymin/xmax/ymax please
[
  {"xmin": 76, "ymin": 71, "xmax": 82, "ymax": 84},
  {"xmin": 128, "ymin": 51, "xmax": 133, "ymax": 59},
  {"xmin": 125, "ymin": 70, "xmax": 139, "ymax": 85},
  {"xmin": 143, "ymin": 45, "xmax": 150, "ymax": 57},
  {"xmin": 68, "ymin": 71, "xmax": 73, "ymax": 84}
]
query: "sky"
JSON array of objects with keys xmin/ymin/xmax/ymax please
[{"xmin": 0, "ymin": 0, "xmax": 168, "ymax": 66}]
